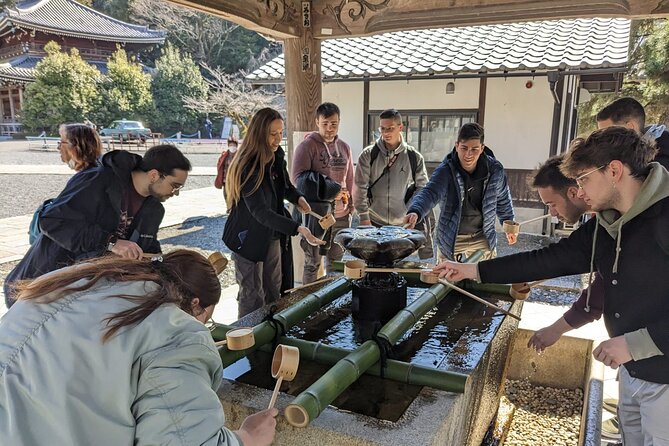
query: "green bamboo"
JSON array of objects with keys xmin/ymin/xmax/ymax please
[
  {"xmin": 256, "ymin": 335, "xmax": 467, "ymax": 393},
  {"xmin": 464, "ymin": 281, "xmax": 513, "ymax": 296},
  {"xmin": 285, "ymin": 251, "xmax": 484, "ymax": 427},
  {"xmin": 215, "ymin": 277, "xmax": 351, "ymax": 367},
  {"xmin": 285, "ymin": 283, "xmax": 454, "ymax": 427}
]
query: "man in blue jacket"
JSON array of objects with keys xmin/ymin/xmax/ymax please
[
  {"xmin": 3, "ymin": 145, "xmax": 191, "ymax": 307},
  {"xmin": 404, "ymin": 123, "xmax": 515, "ymax": 260}
]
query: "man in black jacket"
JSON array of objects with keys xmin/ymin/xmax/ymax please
[
  {"xmin": 435, "ymin": 127, "xmax": 669, "ymax": 444},
  {"xmin": 4, "ymin": 145, "xmax": 191, "ymax": 307}
]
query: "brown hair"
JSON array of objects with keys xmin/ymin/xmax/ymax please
[
  {"xmin": 15, "ymin": 249, "xmax": 221, "ymax": 342},
  {"xmin": 59, "ymin": 123, "xmax": 103, "ymax": 171},
  {"xmin": 561, "ymin": 126, "xmax": 658, "ymax": 180},
  {"xmin": 225, "ymin": 108, "xmax": 283, "ymax": 206}
]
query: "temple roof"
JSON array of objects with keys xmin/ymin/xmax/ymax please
[
  {"xmin": 0, "ymin": 0, "xmax": 165, "ymax": 44},
  {"xmin": 0, "ymin": 54, "xmax": 153, "ymax": 84},
  {"xmin": 247, "ymin": 17, "xmax": 630, "ymax": 83}
]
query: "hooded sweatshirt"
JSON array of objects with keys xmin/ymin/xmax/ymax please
[
  {"xmin": 291, "ymin": 132, "xmax": 354, "ymax": 218},
  {"xmin": 354, "ymin": 136, "xmax": 429, "ymax": 225},
  {"xmin": 479, "ymin": 163, "xmax": 669, "ymax": 382}
]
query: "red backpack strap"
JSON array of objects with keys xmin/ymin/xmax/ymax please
[{"xmin": 215, "ymin": 151, "xmax": 229, "ymax": 189}]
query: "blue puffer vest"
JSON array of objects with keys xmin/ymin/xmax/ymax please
[{"xmin": 408, "ymin": 148, "xmax": 514, "ymax": 260}]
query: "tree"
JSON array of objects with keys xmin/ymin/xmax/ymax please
[
  {"xmin": 22, "ymin": 41, "xmax": 102, "ymax": 133},
  {"xmin": 92, "ymin": 0, "xmax": 129, "ymax": 21},
  {"xmin": 183, "ymin": 65, "xmax": 278, "ymax": 135},
  {"xmin": 97, "ymin": 48, "xmax": 152, "ymax": 125},
  {"xmin": 578, "ymin": 19, "xmax": 669, "ymax": 134},
  {"xmin": 129, "ymin": 0, "xmax": 276, "ymax": 73},
  {"xmin": 150, "ymin": 44, "xmax": 208, "ymax": 134}
]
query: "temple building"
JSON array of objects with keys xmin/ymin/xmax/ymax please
[{"xmin": 0, "ymin": 0, "xmax": 165, "ymax": 135}]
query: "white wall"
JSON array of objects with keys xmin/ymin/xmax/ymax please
[
  {"xmin": 484, "ymin": 77, "xmax": 554, "ymax": 169},
  {"xmin": 322, "ymin": 81, "xmax": 365, "ymax": 156},
  {"xmin": 369, "ymin": 78, "xmax": 480, "ymax": 110}
]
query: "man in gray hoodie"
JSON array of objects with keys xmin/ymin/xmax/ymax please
[{"xmin": 291, "ymin": 102, "xmax": 355, "ymax": 283}]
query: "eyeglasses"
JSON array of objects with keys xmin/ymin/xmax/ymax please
[
  {"xmin": 159, "ymin": 173, "xmax": 184, "ymax": 193},
  {"xmin": 575, "ymin": 165, "xmax": 606, "ymax": 189},
  {"xmin": 204, "ymin": 316, "xmax": 217, "ymax": 332}
]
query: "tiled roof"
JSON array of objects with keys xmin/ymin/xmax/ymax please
[
  {"xmin": 0, "ymin": 0, "xmax": 165, "ymax": 43},
  {"xmin": 0, "ymin": 54, "xmax": 152, "ymax": 83},
  {"xmin": 247, "ymin": 18, "xmax": 630, "ymax": 83}
]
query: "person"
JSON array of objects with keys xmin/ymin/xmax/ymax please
[
  {"xmin": 29, "ymin": 123, "xmax": 103, "ymax": 245},
  {"xmin": 596, "ymin": 96, "xmax": 669, "ymax": 168},
  {"xmin": 404, "ymin": 123, "xmax": 515, "ymax": 261},
  {"xmin": 291, "ymin": 102, "xmax": 355, "ymax": 283},
  {"xmin": 3, "ymin": 144, "xmax": 191, "ymax": 308},
  {"xmin": 435, "ymin": 127, "xmax": 669, "ymax": 445},
  {"xmin": 205, "ymin": 116, "xmax": 214, "ymax": 139},
  {"xmin": 0, "ymin": 249, "xmax": 278, "ymax": 445},
  {"xmin": 223, "ymin": 108, "xmax": 324, "ymax": 318},
  {"xmin": 353, "ymin": 109, "xmax": 433, "ymax": 258},
  {"xmin": 215, "ymin": 138, "xmax": 239, "ymax": 211},
  {"xmin": 526, "ymin": 155, "xmax": 601, "ymax": 352}
]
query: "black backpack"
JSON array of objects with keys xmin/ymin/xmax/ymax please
[{"xmin": 367, "ymin": 144, "xmax": 419, "ymax": 204}]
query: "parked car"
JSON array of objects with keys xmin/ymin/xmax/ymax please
[{"xmin": 99, "ymin": 119, "xmax": 151, "ymax": 142}]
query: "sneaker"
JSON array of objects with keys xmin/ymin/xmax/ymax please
[
  {"xmin": 603, "ymin": 398, "xmax": 618, "ymax": 414},
  {"xmin": 602, "ymin": 417, "xmax": 621, "ymax": 441}
]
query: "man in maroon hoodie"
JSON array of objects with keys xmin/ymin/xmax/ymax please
[{"xmin": 291, "ymin": 102, "xmax": 355, "ymax": 284}]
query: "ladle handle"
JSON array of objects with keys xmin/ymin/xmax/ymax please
[
  {"xmin": 214, "ymin": 339, "xmax": 228, "ymax": 347},
  {"xmin": 306, "ymin": 210, "xmax": 324, "ymax": 219},
  {"xmin": 268, "ymin": 376, "xmax": 284, "ymax": 410},
  {"xmin": 438, "ymin": 279, "xmax": 521, "ymax": 321},
  {"xmin": 518, "ymin": 214, "xmax": 552, "ymax": 226},
  {"xmin": 284, "ymin": 276, "xmax": 330, "ymax": 294},
  {"xmin": 366, "ymin": 267, "xmax": 432, "ymax": 274}
]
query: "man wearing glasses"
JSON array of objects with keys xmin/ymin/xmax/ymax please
[
  {"xmin": 4, "ymin": 145, "xmax": 191, "ymax": 307},
  {"xmin": 435, "ymin": 127, "xmax": 669, "ymax": 444},
  {"xmin": 353, "ymin": 109, "xmax": 433, "ymax": 257}
]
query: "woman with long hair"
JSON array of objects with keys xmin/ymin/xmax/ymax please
[
  {"xmin": 0, "ymin": 249, "xmax": 277, "ymax": 446},
  {"xmin": 223, "ymin": 108, "xmax": 324, "ymax": 317}
]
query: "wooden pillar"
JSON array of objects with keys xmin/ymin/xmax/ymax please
[
  {"xmin": 18, "ymin": 86, "xmax": 23, "ymax": 112},
  {"xmin": 283, "ymin": 1, "xmax": 321, "ymax": 162},
  {"xmin": 8, "ymin": 87, "xmax": 15, "ymax": 123}
]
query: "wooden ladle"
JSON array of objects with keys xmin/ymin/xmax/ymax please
[
  {"xmin": 344, "ymin": 259, "xmax": 431, "ymax": 279},
  {"xmin": 306, "ymin": 210, "xmax": 337, "ymax": 230},
  {"xmin": 268, "ymin": 344, "xmax": 300, "ymax": 409},
  {"xmin": 420, "ymin": 271, "xmax": 521, "ymax": 321},
  {"xmin": 502, "ymin": 214, "xmax": 553, "ymax": 235},
  {"xmin": 214, "ymin": 327, "xmax": 255, "ymax": 350},
  {"xmin": 509, "ymin": 279, "xmax": 550, "ymax": 300}
]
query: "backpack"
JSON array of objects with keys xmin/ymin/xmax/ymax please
[
  {"xmin": 28, "ymin": 198, "xmax": 54, "ymax": 245},
  {"xmin": 368, "ymin": 144, "xmax": 419, "ymax": 204}
]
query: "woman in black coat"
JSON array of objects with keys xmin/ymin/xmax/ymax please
[{"xmin": 223, "ymin": 108, "xmax": 323, "ymax": 317}]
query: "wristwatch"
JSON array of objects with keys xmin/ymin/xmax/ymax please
[{"xmin": 107, "ymin": 234, "xmax": 118, "ymax": 252}]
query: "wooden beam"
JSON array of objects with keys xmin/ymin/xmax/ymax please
[
  {"xmin": 308, "ymin": 0, "xmax": 669, "ymax": 38},
  {"xmin": 8, "ymin": 88, "xmax": 15, "ymax": 123},
  {"xmin": 478, "ymin": 77, "xmax": 487, "ymax": 127},
  {"xmin": 167, "ymin": 0, "xmax": 301, "ymax": 39}
]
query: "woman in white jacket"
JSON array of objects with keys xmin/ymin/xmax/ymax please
[{"xmin": 0, "ymin": 249, "xmax": 277, "ymax": 446}]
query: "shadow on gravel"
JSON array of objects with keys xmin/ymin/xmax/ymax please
[{"xmin": 160, "ymin": 215, "xmax": 231, "ymax": 254}]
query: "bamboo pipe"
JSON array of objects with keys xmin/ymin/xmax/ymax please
[
  {"xmin": 283, "ymin": 276, "xmax": 332, "ymax": 294},
  {"xmin": 284, "ymin": 282, "xmax": 454, "ymax": 427},
  {"xmin": 256, "ymin": 336, "xmax": 468, "ymax": 393},
  {"xmin": 214, "ymin": 277, "xmax": 351, "ymax": 367}
]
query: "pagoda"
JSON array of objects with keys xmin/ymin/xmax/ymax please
[{"xmin": 0, "ymin": 0, "xmax": 165, "ymax": 134}]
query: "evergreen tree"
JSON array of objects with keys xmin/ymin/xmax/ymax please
[
  {"xmin": 150, "ymin": 44, "xmax": 208, "ymax": 134},
  {"xmin": 22, "ymin": 42, "xmax": 102, "ymax": 133},
  {"xmin": 97, "ymin": 48, "xmax": 152, "ymax": 126}
]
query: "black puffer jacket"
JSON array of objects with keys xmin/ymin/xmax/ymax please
[{"xmin": 223, "ymin": 147, "xmax": 302, "ymax": 262}]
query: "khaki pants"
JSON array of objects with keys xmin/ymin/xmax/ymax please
[{"xmin": 438, "ymin": 232, "xmax": 496, "ymax": 262}]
